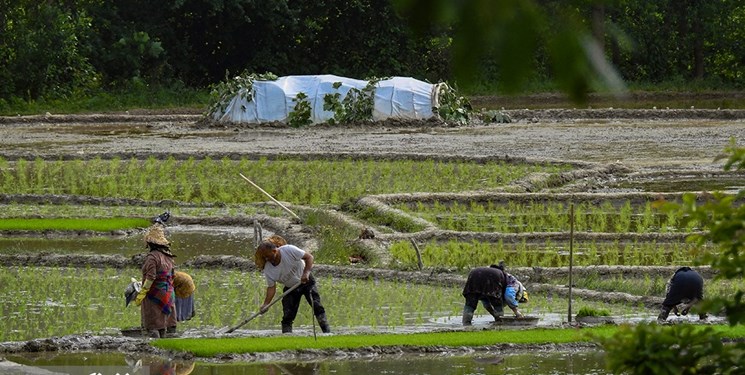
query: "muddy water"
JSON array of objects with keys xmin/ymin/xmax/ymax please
[
  {"xmin": 614, "ymin": 176, "xmax": 745, "ymax": 193},
  {"xmin": 5, "ymin": 350, "xmax": 610, "ymax": 374},
  {"xmin": 0, "ymin": 225, "xmax": 259, "ymax": 264}
]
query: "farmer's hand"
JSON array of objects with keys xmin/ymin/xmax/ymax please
[
  {"xmin": 301, "ymin": 271, "xmax": 310, "ymax": 284},
  {"xmin": 135, "ymin": 279, "xmax": 153, "ymax": 306},
  {"xmin": 259, "ymin": 304, "xmax": 269, "ymax": 314},
  {"xmin": 134, "ymin": 288, "xmax": 148, "ymax": 306}
]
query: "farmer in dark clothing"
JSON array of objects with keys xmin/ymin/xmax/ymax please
[
  {"xmin": 658, "ymin": 267, "xmax": 706, "ymax": 322},
  {"xmin": 462, "ymin": 266, "xmax": 507, "ymax": 325}
]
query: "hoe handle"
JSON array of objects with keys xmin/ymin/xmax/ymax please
[
  {"xmin": 224, "ymin": 283, "xmax": 301, "ymax": 334},
  {"xmin": 239, "ymin": 173, "xmax": 301, "ymax": 222}
]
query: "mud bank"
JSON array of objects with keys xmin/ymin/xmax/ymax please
[{"xmin": 0, "ymin": 332, "xmax": 600, "ymax": 361}]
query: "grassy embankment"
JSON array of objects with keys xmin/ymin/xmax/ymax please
[
  {"xmin": 154, "ymin": 325, "xmax": 745, "ymax": 357},
  {"xmin": 0, "ymin": 218, "xmax": 150, "ymax": 231}
]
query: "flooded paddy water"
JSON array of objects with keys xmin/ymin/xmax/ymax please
[
  {"xmin": 0, "ymin": 225, "xmax": 259, "ymax": 263},
  {"xmin": 4, "ymin": 349, "xmax": 611, "ymax": 375}
]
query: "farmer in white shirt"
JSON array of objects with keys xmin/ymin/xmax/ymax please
[{"xmin": 256, "ymin": 239, "xmax": 330, "ymax": 333}]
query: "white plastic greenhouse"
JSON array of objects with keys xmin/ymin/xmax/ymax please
[{"xmin": 212, "ymin": 75, "xmax": 445, "ymax": 124}]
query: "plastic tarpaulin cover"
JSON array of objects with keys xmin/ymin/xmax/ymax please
[{"xmin": 215, "ymin": 75, "xmax": 436, "ymax": 124}]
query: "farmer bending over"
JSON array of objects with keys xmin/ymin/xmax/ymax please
[
  {"xmin": 462, "ymin": 265, "xmax": 507, "ymax": 325},
  {"xmin": 256, "ymin": 238, "xmax": 330, "ymax": 333},
  {"xmin": 658, "ymin": 267, "xmax": 706, "ymax": 322},
  {"xmin": 494, "ymin": 263, "xmax": 528, "ymax": 318}
]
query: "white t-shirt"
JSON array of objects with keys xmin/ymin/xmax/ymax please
[{"xmin": 262, "ymin": 244, "xmax": 306, "ymax": 288}]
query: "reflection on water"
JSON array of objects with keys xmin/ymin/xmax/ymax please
[
  {"xmin": 0, "ymin": 225, "xmax": 260, "ymax": 264},
  {"xmin": 6, "ymin": 350, "xmax": 610, "ymax": 375},
  {"xmin": 614, "ymin": 176, "xmax": 745, "ymax": 193}
]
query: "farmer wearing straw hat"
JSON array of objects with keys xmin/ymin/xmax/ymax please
[
  {"xmin": 134, "ymin": 215, "xmax": 176, "ymax": 338},
  {"xmin": 255, "ymin": 236, "xmax": 330, "ymax": 334}
]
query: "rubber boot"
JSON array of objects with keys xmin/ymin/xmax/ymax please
[
  {"xmin": 316, "ymin": 314, "xmax": 331, "ymax": 333},
  {"xmin": 462, "ymin": 305, "xmax": 475, "ymax": 326},
  {"xmin": 281, "ymin": 324, "xmax": 293, "ymax": 334},
  {"xmin": 166, "ymin": 326, "xmax": 177, "ymax": 337},
  {"xmin": 158, "ymin": 328, "xmax": 166, "ymax": 338},
  {"xmin": 657, "ymin": 306, "xmax": 672, "ymax": 322},
  {"xmin": 148, "ymin": 330, "xmax": 161, "ymax": 338}
]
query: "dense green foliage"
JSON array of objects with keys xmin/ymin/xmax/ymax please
[
  {"xmin": 602, "ymin": 323, "xmax": 742, "ymax": 374},
  {"xmin": 1, "ymin": 0, "xmax": 743, "ymax": 106}
]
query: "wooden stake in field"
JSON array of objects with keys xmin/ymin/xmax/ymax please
[
  {"xmin": 239, "ymin": 173, "xmax": 302, "ymax": 222},
  {"xmin": 568, "ymin": 203, "xmax": 574, "ymax": 323}
]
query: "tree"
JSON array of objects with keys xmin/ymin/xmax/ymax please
[
  {"xmin": 390, "ymin": 0, "xmax": 627, "ymax": 103},
  {"xmin": 0, "ymin": 0, "xmax": 100, "ymax": 100}
]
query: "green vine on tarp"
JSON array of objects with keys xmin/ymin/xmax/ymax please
[
  {"xmin": 322, "ymin": 82, "xmax": 345, "ymax": 125},
  {"xmin": 322, "ymin": 77, "xmax": 386, "ymax": 125},
  {"xmin": 208, "ymin": 73, "xmax": 474, "ymax": 126},
  {"xmin": 434, "ymin": 83, "xmax": 472, "ymax": 125},
  {"xmin": 288, "ymin": 92, "xmax": 312, "ymax": 127},
  {"xmin": 206, "ymin": 71, "xmax": 278, "ymax": 117}
]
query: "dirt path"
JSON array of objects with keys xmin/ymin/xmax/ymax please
[{"xmin": 1, "ymin": 109, "xmax": 743, "ymax": 171}]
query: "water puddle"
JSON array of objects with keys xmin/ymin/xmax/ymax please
[
  {"xmin": 0, "ymin": 224, "xmax": 265, "ymax": 264},
  {"xmin": 4, "ymin": 349, "xmax": 611, "ymax": 375}
]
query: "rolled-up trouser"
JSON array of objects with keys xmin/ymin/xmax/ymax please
[
  {"xmin": 464, "ymin": 293, "xmax": 503, "ymax": 320},
  {"xmin": 281, "ymin": 275, "xmax": 326, "ymax": 328}
]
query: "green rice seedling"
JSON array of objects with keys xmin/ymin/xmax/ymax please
[
  {"xmin": 616, "ymin": 201, "xmax": 633, "ymax": 232},
  {"xmin": 0, "ymin": 158, "xmax": 572, "ymax": 205},
  {"xmin": 639, "ymin": 203, "xmax": 655, "ymax": 233},
  {"xmin": 576, "ymin": 306, "xmax": 611, "ymax": 317},
  {"xmin": 303, "ymin": 209, "xmax": 379, "ymax": 266}
]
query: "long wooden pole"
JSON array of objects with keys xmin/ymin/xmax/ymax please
[
  {"xmin": 222, "ymin": 283, "xmax": 301, "ymax": 334},
  {"xmin": 239, "ymin": 173, "xmax": 301, "ymax": 222},
  {"xmin": 568, "ymin": 203, "xmax": 574, "ymax": 323}
]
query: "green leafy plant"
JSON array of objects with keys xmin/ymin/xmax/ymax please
[
  {"xmin": 322, "ymin": 82, "xmax": 345, "ymax": 125},
  {"xmin": 287, "ymin": 92, "xmax": 312, "ymax": 127},
  {"xmin": 206, "ymin": 71, "xmax": 278, "ymax": 118},
  {"xmin": 338, "ymin": 77, "xmax": 384, "ymax": 123},
  {"xmin": 434, "ymin": 83, "xmax": 472, "ymax": 125},
  {"xmin": 601, "ymin": 323, "xmax": 735, "ymax": 374},
  {"xmin": 602, "ymin": 140, "xmax": 745, "ymax": 374}
]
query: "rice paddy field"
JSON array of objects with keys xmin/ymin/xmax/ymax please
[
  {"xmin": 0, "ymin": 156, "xmax": 741, "ymax": 345},
  {"xmin": 1, "ymin": 109, "xmax": 744, "ymax": 375}
]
